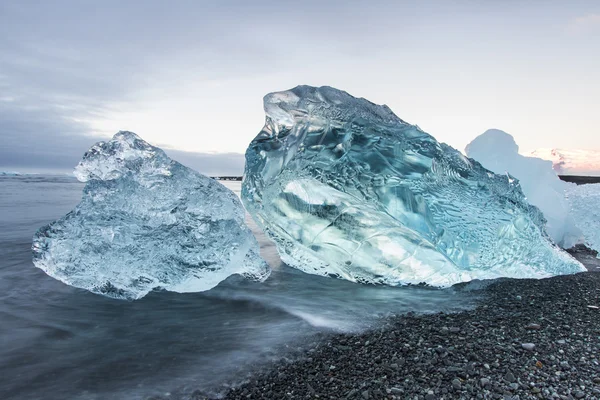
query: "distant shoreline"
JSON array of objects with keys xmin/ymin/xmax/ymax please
[
  {"xmin": 558, "ymin": 175, "xmax": 600, "ymax": 185},
  {"xmin": 212, "ymin": 176, "xmax": 243, "ymax": 181}
]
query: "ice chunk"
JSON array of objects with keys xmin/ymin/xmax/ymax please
[
  {"xmin": 242, "ymin": 86, "xmax": 584, "ymax": 287},
  {"xmin": 465, "ymin": 129, "xmax": 582, "ymax": 248},
  {"xmin": 32, "ymin": 131, "xmax": 270, "ymax": 300},
  {"xmin": 565, "ymin": 183, "xmax": 600, "ymax": 253}
]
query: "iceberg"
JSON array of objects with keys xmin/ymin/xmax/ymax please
[
  {"xmin": 465, "ymin": 129, "xmax": 582, "ymax": 248},
  {"xmin": 242, "ymin": 86, "xmax": 585, "ymax": 287},
  {"xmin": 32, "ymin": 131, "xmax": 270, "ymax": 300},
  {"xmin": 566, "ymin": 183, "xmax": 600, "ymax": 253}
]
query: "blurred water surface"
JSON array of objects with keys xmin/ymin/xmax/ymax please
[{"xmin": 0, "ymin": 176, "xmax": 475, "ymax": 400}]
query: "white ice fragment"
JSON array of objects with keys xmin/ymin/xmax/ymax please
[
  {"xmin": 466, "ymin": 129, "xmax": 583, "ymax": 248},
  {"xmin": 565, "ymin": 183, "xmax": 600, "ymax": 253}
]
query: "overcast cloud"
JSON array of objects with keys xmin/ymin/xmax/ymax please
[{"xmin": 1, "ymin": 0, "xmax": 598, "ymax": 175}]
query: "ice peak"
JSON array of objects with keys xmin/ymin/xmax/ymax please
[
  {"xmin": 465, "ymin": 129, "xmax": 519, "ymax": 156},
  {"xmin": 263, "ymin": 85, "xmax": 408, "ymax": 132},
  {"xmin": 112, "ymin": 130, "xmax": 149, "ymax": 146},
  {"xmin": 74, "ymin": 131, "xmax": 172, "ymax": 182}
]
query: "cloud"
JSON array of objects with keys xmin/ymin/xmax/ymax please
[
  {"xmin": 568, "ymin": 13, "xmax": 600, "ymax": 33},
  {"xmin": 0, "ymin": 104, "xmax": 245, "ymax": 175},
  {"xmin": 0, "ymin": 0, "xmax": 260, "ymax": 175},
  {"xmin": 2, "ymin": 0, "xmax": 599, "ymax": 166},
  {"xmin": 164, "ymin": 150, "xmax": 245, "ymax": 177},
  {"xmin": 0, "ymin": 101, "xmax": 104, "ymax": 173},
  {"xmin": 0, "ymin": 95, "xmax": 245, "ymax": 175}
]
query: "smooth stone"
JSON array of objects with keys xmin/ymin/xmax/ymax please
[{"xmin": 521, "ymin": 343, "xmax": 536, "ymax": 351}]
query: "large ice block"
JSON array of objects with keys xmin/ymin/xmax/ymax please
[
  {"xmin": 33, "ymin": 132, "xmax": 270, "ymax": 299},
  {"xmin": 242, "ymin": 86, "xmax": 584, "ymax": 287}
]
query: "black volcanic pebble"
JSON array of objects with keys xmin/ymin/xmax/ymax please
[{"xmin": 216, "ymin": 272, "xmax": 600, "ymax": 400}]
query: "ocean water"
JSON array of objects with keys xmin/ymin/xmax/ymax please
[{"xmin": 0, "ymin": 175, "xmax": 475, "ymax": 400}]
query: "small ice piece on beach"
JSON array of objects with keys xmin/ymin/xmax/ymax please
[
  {"xmin": 466, "ymin": 129, "xmax": 582, "ymax": 248},
  {"xmin": 32, "ymin": 131, "xmax": 270, "ymax": 300},
  {"xmin": 242, "ymin": 85, "xmax": 585, "ymax": 287},
  {"xmin": 565, "ymin": 183, "xmax": 600, "ymax": 253}
]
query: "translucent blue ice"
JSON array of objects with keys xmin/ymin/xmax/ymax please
[
  {"xmin": 242, "ymin": 86, "xmax": 585, "ymax": 287},
  {"xmin": 33, "ymin": 132, "xmax": 270, "ymax": 299}
]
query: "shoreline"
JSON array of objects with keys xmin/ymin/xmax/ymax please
[
  {"xmin": 567, "ymin": 245, "xmax": 600, "ymax": 272},
  {"xmin": 215, "ymin": 262, "xmax": 600, "ymax": 399}
]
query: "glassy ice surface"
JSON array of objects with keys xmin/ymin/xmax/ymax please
[
  {"xmin": 32, "ymin": 132, "xmax": 270, "ymax": 299},
  {"xmin": 466, "ymin": 129, "xmax": 582, "ymax": 248},
  {"xmin": 566, "ymin": 183, "xmax": 600, "ymax": 254},
  {"xmin": 243, "ymin": 86, "xmax": 585, "ymax": 287}
]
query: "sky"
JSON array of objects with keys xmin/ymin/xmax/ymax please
[{"xmin": 0, "ymin": 0, "xmax": 598, "ymax": 175}]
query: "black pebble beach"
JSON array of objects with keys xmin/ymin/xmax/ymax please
[{"xmin": 218, "ymin": 252, "xmax": 600, "ymax": 400}]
